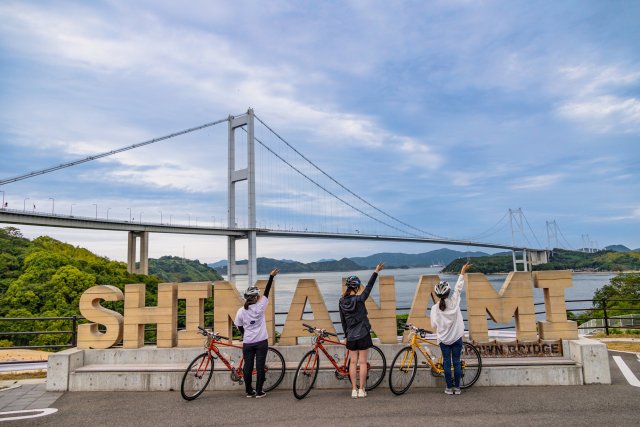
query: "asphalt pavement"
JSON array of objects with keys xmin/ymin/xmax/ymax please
[{"xmin": 1, "ymin": 350, "xmax": 638, "ymax": 426}]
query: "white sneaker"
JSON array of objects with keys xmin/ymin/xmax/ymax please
[
  {"xmin": 351, "ymin": 389, "xmax": 358, "ymax": 399},
  {"xmin": 357, "ymin": 388, "xmax": 367, "ymax": 398}
]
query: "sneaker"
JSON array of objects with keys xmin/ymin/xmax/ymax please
[
  {"xmin": 351, "ymin": 389, "xmax": 358, "ymax": 399},
  {"xmin": 255, "ymin": 391, "xmax": 266, "ymax": 399},
  {"xmin": 444, "ymin": 388, "xmax": 454, "ymax": 395},
  {"xmin": 357, "ymin": 389, "xmax": 367, "ymax": 398},
  {"xmin": 246, "ymin": 391, "xmax": 256, "ymax": 398},
  {"xmin": 453, "ymin": 387, "xmax": 462, "ymax": 395}
]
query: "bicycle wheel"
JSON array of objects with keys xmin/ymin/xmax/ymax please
[
  {"xmin": 181, "ymin": 352, "xmax": 214, "ymax": 401},
  {"xmin": 364, "ymin": 345, "xmax": 387, "ymax": 391},
  {"xmin": 388, "ymin": 346, "xmax": 417, "ymax": 395},
  {"xmin": 293, "ymin": 350, "xmax": 319, "ymax": 400},
  {"xmin": 261, "ymin": 347, "xmax": 286, "ymax": 392},
  {"xmin": 460, "ymin": 342, "xmax": 482, "ymax": 389}
]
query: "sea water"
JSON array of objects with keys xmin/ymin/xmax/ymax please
[{"xmin": 234, "ymin": 268, "xmax": 616, "ymax": 332}]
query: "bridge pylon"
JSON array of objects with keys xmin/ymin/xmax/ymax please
[
  {"xmin": 127, "ymin": 231, "xmax": 149, "ymax": 275},
  {"xmin": 227, "ymin": 108, "xmax": 257, "ymax": 286}
]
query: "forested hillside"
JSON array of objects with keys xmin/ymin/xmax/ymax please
[
  {"xmin": 443, "ymin": 248, "xmax": 640, "ymax": 274},
  {"xmin": 0, "ymin": 227, "xmax": 219, "ymax": 348}
]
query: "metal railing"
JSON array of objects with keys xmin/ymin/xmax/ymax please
[{"xmin": 1, "ymin": 298, "xmax": 638, "ymax": 352}]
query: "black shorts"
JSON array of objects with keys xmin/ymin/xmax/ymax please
[{"xmin": 346, "ymin": 334, "xmax": 373, "ymax": 351}]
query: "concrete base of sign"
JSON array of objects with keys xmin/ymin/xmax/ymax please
[{"xmin": 46, "ymin": 338, "xmax": 609, "ymax": 392}]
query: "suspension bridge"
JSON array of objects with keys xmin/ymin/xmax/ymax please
[{"xmin": 0, "ymin": 109, "xmax": 568, "ymax": 284}]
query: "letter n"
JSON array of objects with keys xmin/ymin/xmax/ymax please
[
  {"xmin": 123, "ymin": 283, "xmax": 177, "ymax": 348},
  {"xmin": 467, "ymin": 272, "xmax": 536, "ymax": 342},
  {"xmin": 279, "ymin": 279, "xmax": 335, "ymax": 345},
  {"xmin": 534, "ymin": 271, "xmax": 578, "ymax": 340},
  {"xmin": 78, "ymin": 285, "xmax": 124, "ymax": 349}
]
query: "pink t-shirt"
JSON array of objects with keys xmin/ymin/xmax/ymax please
[{"xmin": 234, "ymin": 297, "xmax": 269, "ymax": 344}]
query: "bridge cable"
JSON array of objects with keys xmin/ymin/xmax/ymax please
[
  {"xmin": 248, "ymin": 129, "xmax": 422, "ymax": 237},
  {"xmin": 459, "ymin": 210, "xmax": 509, "ymax": 241},
  {"xmin": 521, "ymin": 211, "xmax": 543, "ymax": 248},
  {"xmin": 0, "ymin": 117, "xmax": 230, "ymax": 186},
  {"xmin": 254, "ymin": 114, "xmax": 447, "ymax": 239}
]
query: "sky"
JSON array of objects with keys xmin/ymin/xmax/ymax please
[{"xmin": 0, "ymin": 0, "xmax": 639, "ymax": 264}]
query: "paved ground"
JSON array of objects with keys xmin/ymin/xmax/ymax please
[{"xmin": 1, "ymin": 350, "xmax": 638, "ymax": 426}]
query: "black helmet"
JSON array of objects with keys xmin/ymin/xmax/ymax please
[
  {"xmin": 244, "ymin": 286, "xmax": 260, "ymax": 300},
  {"xmin": 345, "ymin": 275, "xmax": 361, "ymax": 289},
  {"xmin": 434, "ymin": 281, "xmax": 451, "ymax": 297}
]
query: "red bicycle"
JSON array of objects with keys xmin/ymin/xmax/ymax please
[
  {"xmin": 292, "ymin": 323, "xmax": 387, "ymax": 399},
  {"xmin": 180, "ymin": 326, "xmax": 285, "ymax": 401}
]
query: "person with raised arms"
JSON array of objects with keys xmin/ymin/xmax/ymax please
[
  {"xmin": 430, "ymin": 262, "xmax": 471, "ymax": 395},
  {"xmin": 339, "ymin": 262, "xmax": 384, "ymax": 399},
  {"xmin": 234, "ymin": 268, "xmax": 279, "ymax": 398}
]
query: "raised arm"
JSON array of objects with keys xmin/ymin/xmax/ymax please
[
  {"xmin": 453, "ymin": 263, "xmax": 471, "ymax": 297},
  {"xmin": 263, "ymin": 268, "xmax": 279, "ymax": 298},
  {"xmin": 359, "ymin": 262, "xmax": 384, "ymax": 301}
]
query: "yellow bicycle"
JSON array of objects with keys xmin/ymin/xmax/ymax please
[{"xmin": 388, "ymin": 324, "xmax": 482, "ymax": 395}]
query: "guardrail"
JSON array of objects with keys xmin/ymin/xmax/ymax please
[{"xmin": 1, "ymin": 299, "xmax": 638, "ymax": 352}]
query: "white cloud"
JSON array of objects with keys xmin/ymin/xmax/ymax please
[
  {"xmin": 510, "ymin": 174, "xmax": 563, "ymax": 190},
  {"xmin": 557, "ymin": 96, "xmax": 640, "ymax": 133}
]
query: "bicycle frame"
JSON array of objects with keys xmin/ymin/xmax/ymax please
[
  {"xmin": 308, "ymin": 334, "xmax": 351, "ymax": 376},
  {"xmin": 405, "ymin": 331, "xmax": 443, "ymax": 374}
]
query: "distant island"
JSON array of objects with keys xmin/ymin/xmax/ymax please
[{"xmin": 213, "ymin": 246, "xmax": 640, "ymax": 275}]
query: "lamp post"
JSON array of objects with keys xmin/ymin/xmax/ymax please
[
  {"xmin": 169, "ymin": 215, "xmax": 172, "ymax": 225},
  {"xmin": 196, "ymin": 217, "xmax": 198, "ymax": 227},
  {"xmin": 212, "ymin": 216, "xmax": 215, "ymax": 227},
  {"xmin": 0, "ymin": 190, "xmax": 5, "ymax": 209},
  {"xmin": 159, "ymin": 211, "xmax": 163, "ymax": 224},
  {"xmin": 92, "ymin": 204, "xmax": 98, "ymax": 219},
  {"xmin": 106, "ymin": 208, "xmax": 111, "ymax": 219},
  {"xmin": 139, "ymin": 212, "xmax": 143, "ymax": 223},
  {"xmin": 127, "ymin": 208, "xmax": 131, "ymax": 222},
  {"xmin": 49, "ymin": 198, "xmax": 55, "ymax": 214},
  {"xmin": 23, "ymin": 197, "xmax": 29, "ymax": 212},
  {"xmin": 70, "ymin": 203, "xmax": 76, "ymax": 216},
  {"xmin": 188, "ymin": 214, "xmax": 191, "ymax": 227}
]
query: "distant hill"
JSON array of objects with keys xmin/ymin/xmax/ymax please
[
  {"xmin": 216, "ymin": 257, "xmax": 366, "ymax": 275},
  {"xmin": 350, "ymin": 248, "xmax": 490, "ymax": 268},
  {"xmin": 149, "ymin": 256, "xmax": 223, "ymax": 282},
  {"xmin": 443, "ymin": 248, "xmax": 640, "ymax": 273},
  {"xmin": 604, "ymin": 245, "xmax": 631, "ymax": 252}
]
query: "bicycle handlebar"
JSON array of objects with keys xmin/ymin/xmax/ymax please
[
  {"xmin": 404, "ymin": 323, "xmax": 429, "ymax": 336},
  {"xmin": 302, "ymin": 323, "xmax": 338, "ymax": 337},
  {"xmin": 197, "ymin": 326, "xmax": 228, "ymax": 341}
]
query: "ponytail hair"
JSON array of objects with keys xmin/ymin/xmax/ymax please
[
  {"xmin": 438, "ymin": 290, "xmax": 450, "ymax": 311},
  {"xmin": 343, "ymin": 287, "xmax": 358, "ymax": 298},
  {"xmin": 244, "ymin": 297, "xmax": 258, "ymax": 310}
]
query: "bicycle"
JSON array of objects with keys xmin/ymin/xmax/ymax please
[
  {"xmin": 292, "ymin": 323, "xmax": 387, "ymax": 399},
  {"xmin": 388, "ymin": 324, "xmax": 482, "ymax": 395},
  {"xmin": 180, "ymin": 326, "xmax": 285, "ymax": 401}
]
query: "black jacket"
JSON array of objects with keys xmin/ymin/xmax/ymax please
[{"xmin": 339, "ymin": 272, "xmax": 378, "ymax": 341}]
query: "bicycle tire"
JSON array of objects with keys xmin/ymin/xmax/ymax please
[
  {"xmin": 293, "ymin": 349, "xmax": 319, "ymax": 400},
  {"xmin": 181, "ymin": 352, "xmax": 214, "ymax": 401},
  {"xmin": 262, "ymin": 347, "xmax": 286, "ymax": 392},
  {"xmin": 460, "ymin": 342, "xmax": 482, "ymax": 389},
  {"xmin": 388, "ymin": 346, "xmax": 417, "ymax": 395},
  {"xmin": 364, "ymin": 345, "xmax": 387, "ymax": 391}
]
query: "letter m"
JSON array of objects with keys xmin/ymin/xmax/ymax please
[{"xmin": 466, "ymin": 272, "xmax": 536, "ymax": 342}]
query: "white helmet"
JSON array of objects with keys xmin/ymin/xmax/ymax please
[
  {"xmin": 244, "ymin": 286, "xmax": 260, "ymax": 300},
  {"xmin": 434, "ymin": 281, "xmax": 451, "ymax": 297}
]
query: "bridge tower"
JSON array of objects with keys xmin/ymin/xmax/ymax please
[{"xmin": 227, "ymin": 108, "xmax": 257, "ymax": 286}]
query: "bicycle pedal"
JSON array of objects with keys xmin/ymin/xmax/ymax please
[{"xmin": 421, "ymin": 361, "xmax": 428, "ymax": 365}]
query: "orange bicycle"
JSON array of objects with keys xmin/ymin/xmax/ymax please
[
  {"xmin": 180, "ymin": 326, "xmax": 285, "ymax": 401},
  {"xmin": 292, "ymin": 323, "xmax": 387, "ymax": 399}
]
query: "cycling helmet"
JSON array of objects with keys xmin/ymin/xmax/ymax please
[
  {"xmin": 434, "ymin": 281, "xmax": 451, "ymax": 297},
  {"xmin": 244, "ymin": 286, "xmax": 260, "ymax": 300},
  {"xmin": 345, "ymin": 275, "xmax": 362, "ymax": 289}
]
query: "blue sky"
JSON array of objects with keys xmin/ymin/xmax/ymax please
[{"xmin": 0, "ymin": 0, "xmax": 639, "ymax": 263}]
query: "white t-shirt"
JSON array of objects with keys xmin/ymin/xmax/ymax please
[
  {"xmin": 234, "ymin": 297, "xmax": 269, "ymax": 344},
  {"xmin": 430, "ymin": 274, "xmax": 465, "ymax": 345}
]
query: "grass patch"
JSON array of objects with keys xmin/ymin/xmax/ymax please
[
  {"xmin": 605, "ymin": 342, "xmax": 640, "ymax": 352},
  {"xmin": 0, "ymin": 371, "xmax": 47, "ymax": 381}
]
